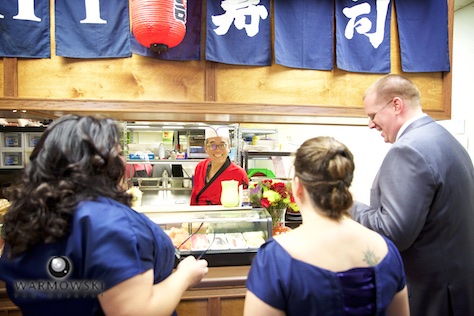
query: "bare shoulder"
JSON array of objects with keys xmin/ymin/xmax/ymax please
[
  {"xmin": 272, "ymin": 229, "xmax": 308, "ymax": 253},
  {"xmin": 272, "ymin": 230, "xmax": 296, "ymax": 245},
  {"xmin": 358, "ymin": 225, "xmax": 390, "ymax": 267},
  {"xmin": 272, "ymin": 220, "xmax": 390, "ymax": 270}
]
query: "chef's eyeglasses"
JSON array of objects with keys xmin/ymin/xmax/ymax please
[
  {"xmin": 175, "ymin": 222, "xmax": 216, "ymax": 261},
  {"xmin": 206, "ymin": 143, "xmax": 228, "ymax": 150},
  {"xmin": 368, "ymin": 99, "xmax": 394, "ymax": 122}
]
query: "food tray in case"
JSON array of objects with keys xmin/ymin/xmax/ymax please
[{"xmin": 137, "ymin": 205, "xmax": 272, "ymax": 267}]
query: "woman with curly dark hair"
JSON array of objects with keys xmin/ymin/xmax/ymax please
[{"xmin": 0, "ymin": 115, "xmax": 208, "ymax": 316}]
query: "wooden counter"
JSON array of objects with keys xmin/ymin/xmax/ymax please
[
  {"xmin": 0, "ymin": 266, "xmax": 250, "ymax": 316},
  {"xmin": 177, "ymin": 265, "xmax": 250, "ymax": 316},
  {"xmin": 0, "ymin": 281, "xmax": 21, "ymax": 316}
]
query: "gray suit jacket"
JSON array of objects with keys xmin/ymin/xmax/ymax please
[{"xmin": 352, "ymin": 116, "xmax": 474, "ymax": 316}]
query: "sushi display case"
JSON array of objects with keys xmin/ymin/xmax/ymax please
[{"xmin": 136, "ymin": 205, "xmax": 273, "ymax": 267}]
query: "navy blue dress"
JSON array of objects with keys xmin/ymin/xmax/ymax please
[
  {"xmin": 246, "ymin": 236, "xmax": 405, "ymax": 315},
  {"xmin": 0, "ymin": 197, "xmax": 175, "ymax": 316}
]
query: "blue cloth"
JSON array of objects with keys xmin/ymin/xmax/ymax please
[
  {"xmin": 274, "ymin": 0, "xmax": 333, "ymax": 70},
  {"xmin": 131, "ymin": 0, "xmax": 202, "ymax": 60},
  {"xmin": 55, "ymin": 0, "xmax": 131, "ymax": 58},
  {"xmin": 0, "ymin": 197, "xmax": 175, "ymax": 316},
  {"xmin": 246, "ymin": 236, "xmax": 405, "ymax": 315},
  {"xmin": 206, "ymin": 0, "xmax": 271, "ymax": 66},
  {"xmin": 396, "ymin": 0, "xmax": 450, "ymax": 72},
  {"xmin": 0, "ymin": 1, "xmax": 50, "ymax": 58},
  {"xmin": 336, "ymin": 0, "xmax": 392, "ymax": 73}
]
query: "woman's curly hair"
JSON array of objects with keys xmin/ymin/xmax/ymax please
[
  {"xmin": 294, "ymin": 136, "xmax": 355, "ymax": 220},
  {"xmin": 2, "ymin": 115, "xmax": 132, "ymax": 258}
]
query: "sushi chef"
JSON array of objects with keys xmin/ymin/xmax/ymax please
[{"xmin": 190, "ymin": 126, "xmax": 249, "ymax": 205}]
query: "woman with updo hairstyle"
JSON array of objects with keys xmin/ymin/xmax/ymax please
[
  {"xmin": 294, "ymin": 136, "xmax": 354, "ymax": 220},
  {"xmin": 0, "ymin": 115, "xmax": 208, "ymax": 316},
  {"xmin": 245, "ymin": 137, "xmax": 409, "ymax": 316}
]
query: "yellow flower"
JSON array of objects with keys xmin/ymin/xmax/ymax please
[
  {"xmin": 250, "ymin": 179, "xmax": 299, "ymax": 213},
  {"xmin": 263, "ymin": 190, "xmax": 280, "ymax": 204}
]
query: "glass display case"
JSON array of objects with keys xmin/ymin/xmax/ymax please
[{"xmin": 135, "ymin": 205, "xmax": 272, "ymax": 267}]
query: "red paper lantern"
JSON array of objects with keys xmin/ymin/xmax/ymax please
[{"xmin": 131, "ymin": 0, "xmax": 187, "ymax": 53}]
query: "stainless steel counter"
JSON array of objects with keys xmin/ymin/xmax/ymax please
[{"xmin": 140, "ymin": 189, "xmax": 192, "ymax": 206}]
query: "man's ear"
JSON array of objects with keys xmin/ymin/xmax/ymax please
[{"xmin": 393, "ymin": 96, "xmax": 403, "ymax": 114}]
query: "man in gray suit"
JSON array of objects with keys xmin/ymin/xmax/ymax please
[{"xmin": 352, "ymin": 74, "xmax": 474, "ymax": 316}]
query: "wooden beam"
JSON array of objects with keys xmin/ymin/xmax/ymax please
[
  {"xmin": 205, "ymin": 61, "xmax": 217, "ymax": 101},
  {"xmin": 0, "ymin": 97, "xmax": 449, "ymax": 125},
  {"xmin": 3, "ymin": 58, "xmax": 18, "ymax": 97},
  {"xmin": 442, "ymin": 0, "xmax": 455, "ymax": 119}
]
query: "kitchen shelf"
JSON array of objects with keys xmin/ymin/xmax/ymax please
[
  {"xmin": 126, "ymin": 159, "xmax": 204, "ymax": 164},
  {"xmin": 0, "ymin": 128, "xmax": 43, "ymax": 169},
  {"xmin": 240, "ymin": 151, "xmax": 293, "ymax": 172}
]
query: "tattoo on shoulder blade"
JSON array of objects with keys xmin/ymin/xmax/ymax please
[{"xmin": 363, "ymin": 249, "xmax": 380, "ymax": 266}]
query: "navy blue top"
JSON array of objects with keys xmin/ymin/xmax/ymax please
[
  {"xmin": 0, "ymin": 197, "xmax": 175, "ymax": 316},
  {"xmin": 246, "ymin": 236, "xmax": 405, "ymax": 315}
]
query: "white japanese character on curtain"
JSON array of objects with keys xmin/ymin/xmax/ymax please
[
  {"xmin": 211, "ymin": 0, "xmax": 268, "ymax": 37},
  {"xmin": 343, "ymin": 0, "xmax": 390, "ymax": 49}
]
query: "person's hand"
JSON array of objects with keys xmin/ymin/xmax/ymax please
[{"xmin": 176, "ymin": 256, "xmax": 209, "ymax": 288}]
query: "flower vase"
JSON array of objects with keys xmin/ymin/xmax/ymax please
[{"xmin": 268, "ymin": 207, "xmax": 292, "ymax": 236}]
